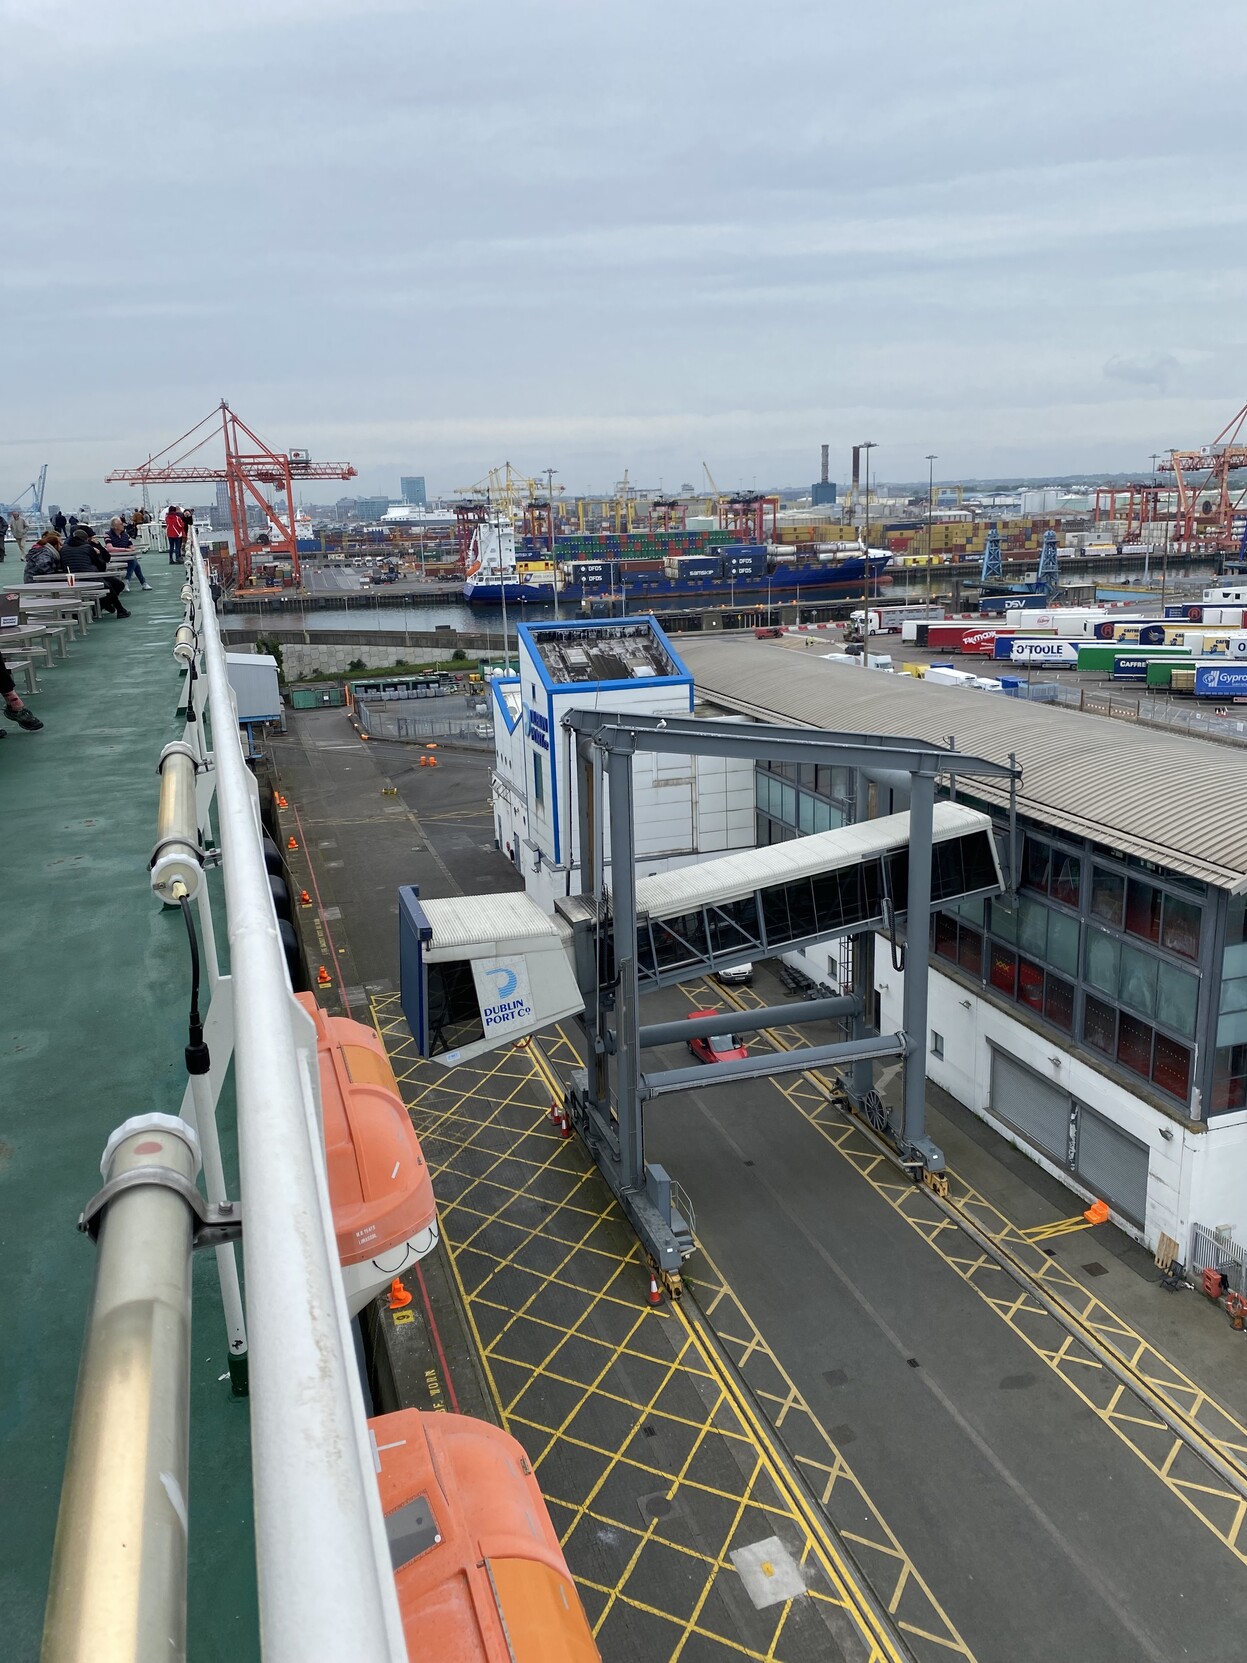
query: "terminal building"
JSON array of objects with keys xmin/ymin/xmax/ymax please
[
  {"xmin": 488, "ymin": 619, "xmax": 1247, "ymax": 1253},
  {"xmin": 490, "ymin": 619, "xmax": 755, "ymax": 913},
  {"xmin": 680, "ymin": 635, "xmax": 1247, "ymax": 1254}
]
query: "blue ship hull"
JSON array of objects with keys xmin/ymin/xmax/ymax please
[{"xmin": 464, "ymin": 554, "xmax": 888, "ymax": 607}]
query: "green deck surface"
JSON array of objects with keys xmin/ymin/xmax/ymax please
[{"xmin": 0, "ymin": 563, "xmax": 258, "ymax": 1662}]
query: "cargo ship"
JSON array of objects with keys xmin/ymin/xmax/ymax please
[{"xmin": 461, "ymin": 514, "xmax": 890, "ymax": 606}]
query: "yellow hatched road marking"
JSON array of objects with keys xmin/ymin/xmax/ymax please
[
  {"xmin": 683, "ymin": 976, "xmax": 1247, "ymax": 1568},
  {"xmin": 371, "ymin": 996, "xmax": 969, "ymax": 1661}
]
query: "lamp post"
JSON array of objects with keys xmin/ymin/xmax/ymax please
[
  {"xmin": 546, "ymin": 466, "xmax": 559, "ymax": 621},
  {"xmin": 925, "ymin": 453, "xmax": 938, "ymax": 613},
  {"xmin": 860, "ymin": 441, "xmax": 877, "ymax": 668}
]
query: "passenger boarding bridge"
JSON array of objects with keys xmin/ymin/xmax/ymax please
[{"xmin": 401, "ymin": 709, "xmax": 1019, "ymax": 1276}]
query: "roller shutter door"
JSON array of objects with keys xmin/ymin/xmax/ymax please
[
  {"xmin": 990, "ymin": 1051, "xmax": 1069, "ymax": 1162},
  {"xmin": 990, "ymin": 1049, "xmax": 1151, "ymax": 1227},
  {"xmin": 1075, "ymin": 1110, "xmax": 1149, "ymax": 1226}
]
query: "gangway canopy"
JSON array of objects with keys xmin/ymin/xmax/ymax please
[
  {"xmin": 631, "ymin": 803, "xmax": 999, "ymax": 985},
  {"xmin": 399, "ymin": 887, "xmax": 584, "ymax": 1065},
  {"xmin": 400, "ymin": 802, "xmax": 1001, "ymax": 1063}
]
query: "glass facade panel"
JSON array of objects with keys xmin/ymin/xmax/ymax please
[
  {"xmin": 1117, "ymin": 1012, "xmax": 1153, "ymax": 1075},
  {"xmin": 1213, "ymin": 1044, "xmax": 1247, "ymax": 1112},
  {"xmin": 1156, "ymin": 961, "xmax": 1198, "ymax": 1039},
  {"xmin": 798, "ymin": 793, "xmax": 817, "ymax": 835},
  {"xmin": 1086, "ymin": 930, "xmax": 1119, "ymax": 995},
  {"xmin": 1018, "ymin": 896, "xmax": 1048, "ymax": 958},
  {"xmin": 990, "ymin": 896, "xmax": 1018, "ymax": 945},
  {"xmin": 1084, "ymin": 994, "xmax": 1116, "ymax": 1055},
  {"xmin": 1118, "ymin": 943, "xmax": 1158, "ymax": 1019},
  {"xmin": 1091, "ymin": 867, "xmax": 1125, "ymax": 927},
  {"xmin": 958, "ymin": 928, "xmax": 983, "ymax": 977},
  {"xmin": 777, "ymin": 781, "xmax": 796, "ymax": 825},
  {"xmin": 935, "ymin": 913, "xmax": 958, "ymax": 961},
  {"xmin": 1161, "ymin": 894, "xmax": 1201, "ymax": 960},
  {"xmin": 1152, "ymin": 1033, "xmax": 1192, "ymax": 1099},
  {"xmin": 1018, "ymin": 957, "xmax": 1045, "ymax": 1012},
  {"xmin": 1051, "ymin": 851, "xmax": 1081, "ymax": 908},
  {"xmin": 1045, "ymin": 975, "xmax": 1075, "ymax": 1033},
  {"xmin": 989, "ymin": 943, "xmax": 1017, "ymax": 997},
  {"xmin": 1125, "ymin": 878, "xmax": 1162, "ymax": 944},
  {"xmin": 1023, "ymin": 837, "xmax": 1050, "ymax": 894},
  {"xmin": 1047, "ymin": 909, "xmax": 1079, "ymax": 976}
]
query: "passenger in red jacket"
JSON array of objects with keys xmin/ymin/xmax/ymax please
[{"xmin": 165, "ymin": 505, "xmax": 186, "ymax": 564}]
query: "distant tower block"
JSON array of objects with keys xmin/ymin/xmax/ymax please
[
  {"xmin": 401, "ymin": 476, "xmax": 427, "ymax": 507},
  {"xmin": 812, "ymin": 442, "xmax": 837, "ymax": 507}
]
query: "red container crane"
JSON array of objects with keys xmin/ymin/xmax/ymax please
[{"xmin": 106, "ymin": 401, "xmax": 356, "ymax": 587}]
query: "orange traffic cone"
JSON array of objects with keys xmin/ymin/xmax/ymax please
[
  {"xmin": 317, "ymin": 965, "xmax": 331, "ymax": 987},
  {"xmin": 560, "ymin": 1106, "xmax": 573, "ymax": 1139},
  {"xmin": 1083, "ymin": 1199, "xmax": 1110, "ymax": 1225},
  {"xmin": 647, "ymin": 1270, "xmax": 663, "ymax": 1307},
  {"xmin": 388, "ymin": 1277, "xmax": 413, "ymax": 1310},
  {"xmin": 299, "ymin": 889, "xmax": 312, "ymax": 907},
  {"xmin": 287, "ymin": 835, "xmax": 298, "ymax": 851}
]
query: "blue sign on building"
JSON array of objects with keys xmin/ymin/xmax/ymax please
[{"xmin": 1195, "ymin": 664, "xmax": 1247, "ymax": 697}]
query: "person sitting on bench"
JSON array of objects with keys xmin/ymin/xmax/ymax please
[{"xmin": 61, "ymin": 525, "xmax": 130, "ymax": 618}]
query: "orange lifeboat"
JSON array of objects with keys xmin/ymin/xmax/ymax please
[
  {"xmin": 298, "ymin": 994, "xmax": 439, "ymax": 1314},
  {"xmin": 370, "ymin": 1409, "xmax": 599, "ymax": 1663}
]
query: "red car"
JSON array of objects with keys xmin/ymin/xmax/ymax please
[{"xmin": 687, "ymin": 1010, "xmax": 749, "ymax": 1065}]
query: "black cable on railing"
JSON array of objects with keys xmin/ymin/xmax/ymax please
[{"xmin": 179, "ymin": 894, "xmax": 210, "ymax": 1078}]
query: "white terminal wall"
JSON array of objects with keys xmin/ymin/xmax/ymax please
[
  {"xmin": 491, "ymin": 659, "xmax": 755, "ymax": 915},
  {"xmin": 870, "ymin": 953, "xmax": 1247, "ymax": 1251}
]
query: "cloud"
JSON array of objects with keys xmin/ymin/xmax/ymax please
[
  {"xmin": 2, "ymin": 0, "xmax": 1245, "ymax": 503},
  {"xmin": 1103, "ymin": 353, "xmax": 1182, "ymax": 393}
]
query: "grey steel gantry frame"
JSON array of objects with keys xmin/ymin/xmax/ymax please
[{"xmin": 562, "ymin": 708, "xmax": 1020, "ymax": 1278}]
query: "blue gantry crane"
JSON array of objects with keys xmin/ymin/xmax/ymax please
[{"xmin": 4, "ymin": 463, "xmax": 48, "ymax": 520}]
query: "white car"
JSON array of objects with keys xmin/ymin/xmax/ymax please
[{"xmin": 714, "ymin": 961, "xmax": 753, "ymax": 986}]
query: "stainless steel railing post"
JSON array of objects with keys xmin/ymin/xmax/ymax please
[{"xmin": 42, "ymin": 1116, "xmax": 200, "ymax": 1663}]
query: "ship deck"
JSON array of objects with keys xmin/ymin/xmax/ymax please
[{"xmin": 1, "ymin": 562, "xmax": 256, "ymax": 1662}]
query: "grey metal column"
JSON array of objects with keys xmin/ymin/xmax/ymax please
[
  {"xmin": 606, "ymin": 736, "xmax": 644, "ymax": 1193},
  {"xmin": 849, "ymin": 768, "xmax": 874, "ymax": 1106},
  {"xmin": 900, "ymin": 767, "xmax": 942, "ymax": 1169},
  {"xmin": 43, "ymin": 1120, "xmax": 198, "ymax": 1663}
]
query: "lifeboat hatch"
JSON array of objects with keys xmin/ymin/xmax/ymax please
[{"xmin": 385, "ymin": 1493, "xmax": 442, "ymax": 1569}]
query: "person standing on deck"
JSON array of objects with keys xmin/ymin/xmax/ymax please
[
  {"xmin": 0, "ymin": 513, "xmax": 7, "ymax": 561},
  {"xmin": 165, "ymin": 504, "xmax": 186, "ymax": 564},
  {"xmin": 52, "ymin": 509, "xmax": 67, "ymax": 537},
  {"xmin": 8, "ymin": 507, "xmax": 28, "ymax": 560}
]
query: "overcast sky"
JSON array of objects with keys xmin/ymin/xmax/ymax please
[{"xmin": 3, "ymin": 0, "xmax": 1242, "ymax": 507}]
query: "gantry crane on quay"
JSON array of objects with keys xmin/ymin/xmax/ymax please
[{"xmin": 106, "ymin": 401, "xmax": 357, "ymax": 587}]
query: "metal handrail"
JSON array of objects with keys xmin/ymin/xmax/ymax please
[
  {"xmin": 188, "ymin": 544, "xmax": 407, "ymax": 1661},
  {"xmin": 43, "ymin": 538, "xmax": 407, "ymax": 1663}
]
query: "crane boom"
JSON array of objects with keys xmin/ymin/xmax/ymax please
[{"xmin": 107, "ymin": 401, "xmax": 356, "ymax": 587}]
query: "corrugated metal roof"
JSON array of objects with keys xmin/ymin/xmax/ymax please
[
  {"xmin": 635, "ymin": 803, "xmax": 991, "ymax": 916},
  {"xmin": 421, "ymin": 892, "xmax": 567, "ymax": 956},
  {"xmin": 678, "ymin": 638, "xmax": 1247, "ymax": 891}
]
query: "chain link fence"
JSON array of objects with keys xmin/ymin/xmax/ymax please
[{"xmin": 357, "ymin": 694, "xmax": 494, "ymax": 749}]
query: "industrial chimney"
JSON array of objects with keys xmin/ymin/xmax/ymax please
[{"xmin": 812, "ymin": 443, "xmax": 838, "ymax": 507}]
